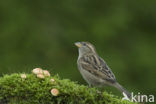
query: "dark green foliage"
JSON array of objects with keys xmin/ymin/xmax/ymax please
[{"xmin": 0, "ymin": 73, "xmax": 136, "ymax": 104}]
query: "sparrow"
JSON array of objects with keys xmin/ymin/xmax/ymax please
[{"xmin": 75, "ymin": 41, "xmax": 131, "ymax": 98}]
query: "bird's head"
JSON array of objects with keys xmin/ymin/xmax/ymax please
[{"xmin": 75, "ymin": 42, "xmax": 97, "ymax": 55}]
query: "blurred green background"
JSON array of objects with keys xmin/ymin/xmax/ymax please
[{"xmin": 0, "ymin": 0, "xmax": 156, "ymax": 100}]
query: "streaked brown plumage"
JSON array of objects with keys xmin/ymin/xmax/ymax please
[{"xmin": 75, "ymin": 41, "xmax": 131, "ymax": 98}]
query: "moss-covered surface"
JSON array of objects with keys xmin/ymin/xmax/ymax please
[{"xmin": 0, "ymin": 73, "xmax": 136, "ymax": 104}]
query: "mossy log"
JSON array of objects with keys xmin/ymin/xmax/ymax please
[{"xmin": 0, "ymin": 73, "xmax": 136, "ymax": 104}]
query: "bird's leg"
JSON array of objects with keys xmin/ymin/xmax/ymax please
[
  {"xmin": 87, "ymin": 84, "xmax": 92, "ymax": 90},
  {"xmin": 96, "ymin": 88, "xmax": 102, "ymax": 94},
  {"xmin": 88, "ymin": 84, "xmax": 102, "ymax": 94},
  {"xmin": 87, "ymin": 84, "xmax": 95, "ymax": 94},
  {"xmin": 88, "ymin": 84, "xmax": 92, "ymax": 88}
]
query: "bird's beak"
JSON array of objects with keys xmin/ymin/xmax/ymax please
[{"xmin": 75, "ymin": 42, "xmax": 82, "ymax": 48}]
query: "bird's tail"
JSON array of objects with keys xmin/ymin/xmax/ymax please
[{"xmin": 114, "ymin": 82, "xmax": 131, "ymax": 99}]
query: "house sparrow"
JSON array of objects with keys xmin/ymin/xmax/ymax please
[{"xmin": 75, "ymin": 41, "xmax": 131, "ymax": 98}]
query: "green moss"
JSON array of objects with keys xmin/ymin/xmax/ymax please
[{"xmin": 0, "ymin": 73, "xmax": 136, "ymax": 104}]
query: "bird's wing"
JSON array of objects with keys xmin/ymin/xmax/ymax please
[
  {"xmin": 98, "ymin": 57, "xmax": 116, "ymax": 81},
  {"xmin": 78, "ymin": 54, "xmax": 116, "ymax": 83}
]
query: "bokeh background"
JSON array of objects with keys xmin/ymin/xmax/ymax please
[{"xmin": 0, "ymin": 0, "xmax": 156, "ymax": 101}]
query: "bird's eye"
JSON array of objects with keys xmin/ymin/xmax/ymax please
[{"xmin": 82, "ymin": 43, "xmax": 86, "ymax": 46}]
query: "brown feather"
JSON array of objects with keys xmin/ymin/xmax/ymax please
[{"xmin": 78, "ymin": 54, "xmax": 116, "ymax": 83}]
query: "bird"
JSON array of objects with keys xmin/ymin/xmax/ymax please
[{"xmin": 75, "ymin": 41, "xmax": 131, "ymax": 98}]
